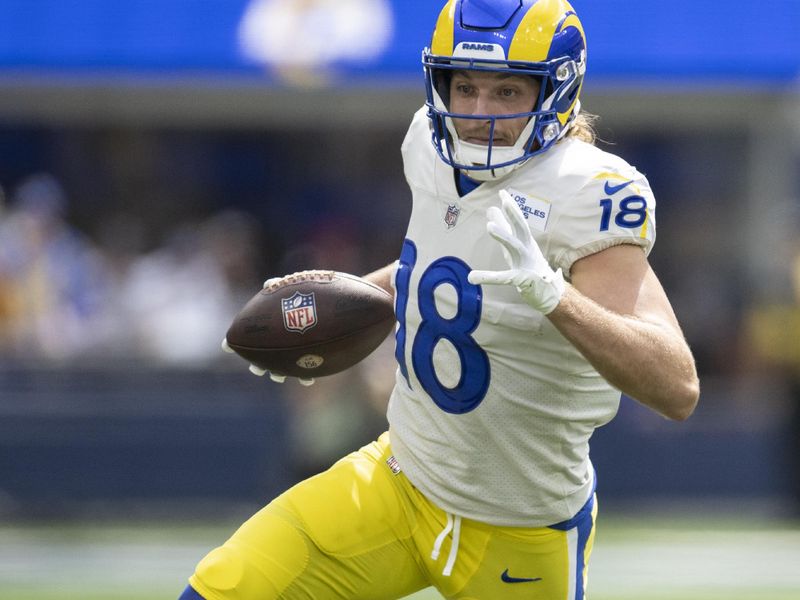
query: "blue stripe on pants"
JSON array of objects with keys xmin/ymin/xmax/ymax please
[{"xmin": 178, "ymin": 584, "xmax": 205, "ymax": 600}]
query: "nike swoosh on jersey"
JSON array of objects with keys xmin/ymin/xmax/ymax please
[
  {"xmin": 604, "ymin": 179, "xmax": 634, "ymax": 195},
  {"xmin": 500, "ymin": 569, "xmax": 542, "ymax": 584}
]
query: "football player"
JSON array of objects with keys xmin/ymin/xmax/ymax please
[{"xmin": 180, "ymin": 1, "xmax": 699, "ymax": 598}]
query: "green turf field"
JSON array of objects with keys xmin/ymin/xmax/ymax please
[{"xmin": 1, "ymin": 515, "xmax": 798, "ymax": 599}]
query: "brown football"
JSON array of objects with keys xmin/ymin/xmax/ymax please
[{"xmin": 225, "ymin": 270, "xmax": 395, "ymax": 378}]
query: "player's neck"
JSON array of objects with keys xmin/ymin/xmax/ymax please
[{"xmin": 454, "ymin": 170, "xmax": 482, "ymax": 197}]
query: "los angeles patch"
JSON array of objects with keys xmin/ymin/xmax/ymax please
[{"xmin": 505, "ymin": 188, "xmax": 551, "ymax": 232}]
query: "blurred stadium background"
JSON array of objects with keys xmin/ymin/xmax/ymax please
[{"xmin": 0, "ymin": 1, "xmax": 799, "ymax": 598}]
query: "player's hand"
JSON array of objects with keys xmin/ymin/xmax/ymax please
[
  {"xmin": 236, "ymin": 275, "xmax": 316, "ymax": 385},
  {"xmin": 468, "ymin": 189, "xmax": 565, "ymax": 314},
  {"xmin": 221, "ymin": 337, "xmax": 315, "ymax": 385}
]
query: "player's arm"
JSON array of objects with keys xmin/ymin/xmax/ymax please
[
  {"xmin": 547, "ymin": 244, "xmax": 699, "ymax": 421},
  {"xmin": 469, "ymin": 190, "xmax": 698, "ymax": 421},
  {"xmin": 364, "ymin": 263, "xmax": 396, "ymax": 298}
]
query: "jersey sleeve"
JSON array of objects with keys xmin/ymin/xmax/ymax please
[
  {"xmin": 547, "ymin": 165, "xmax": 657, "ymax": 278},
  {"xmin": 401, "ymin": 107, "xmax": 435, "ymax": 189}
]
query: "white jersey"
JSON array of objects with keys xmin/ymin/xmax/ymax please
[{"xmin": 387, "ymin": 107, "xmax": 657, "ymax": 527}]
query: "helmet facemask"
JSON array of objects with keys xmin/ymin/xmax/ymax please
[{"xmin": 423, "ymin": 51, "xmax": 585, "ymax": 181}]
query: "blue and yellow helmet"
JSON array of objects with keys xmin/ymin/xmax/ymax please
[{"xmin": 423, "ymin": 0, "xmax": 587, "ymax": 180}]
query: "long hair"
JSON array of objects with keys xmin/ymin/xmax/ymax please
[{"xmin": 566, "ymin": 111, "xmax": 598, "ymax": 145}]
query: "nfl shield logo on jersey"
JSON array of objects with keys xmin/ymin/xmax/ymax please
[
  {"xmin": 281, "ymin": 292, "xmax": 317, "ymax": 333},
  {"xmin": 445, "ymin": 203, "xmax": 461, "ymax": 229}
]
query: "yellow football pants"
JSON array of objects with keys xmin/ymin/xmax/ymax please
[{"xmin": 188, "ymin": 432, "xmax": 597, "ymax": 600}]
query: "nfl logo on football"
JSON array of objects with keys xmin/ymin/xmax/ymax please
[
  {"xmin": 445, "ymin": 203, "xmax": 460, "ymax": 229},
  {"xmin": 281, "ymin": 292, "xmax": 317, "ymax": 333}
]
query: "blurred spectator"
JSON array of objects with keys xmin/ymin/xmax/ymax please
[
  {"xmin": 195, "ymin": 209, "xmax": 265, "ymax": 306},
  {"xmin": 0, "ymin": 173, "xmax": 115, "ymax": 361},
  {"xmin": 744, "ymin": 219, "xmax": 800, "ymax": 513},
  {"xmin": 118, "ymin": 210, "xmax": 263, "ymax": 367},
  {"xmin": 279, "ymin": 216, "xmax": 365, "ymax": 275},
  {"xmin": 0, "ymin": 174, "xmax": 269, "ymax": 368},
  {"xmin": 0, "ymin": 183, "xmax": 12, "ymax": 348}
]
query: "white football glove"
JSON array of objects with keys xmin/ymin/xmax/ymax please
[
  {"xmin": 221, "ymin": 275, "xmax": 316, "ymax": 386},
  {"xmin": 221, "ymin": 337, "xmax": 315, "ymax": 386},
  {"xmin": 467, "ymin": 189, "xmax": 565, "ymax": 315}
]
